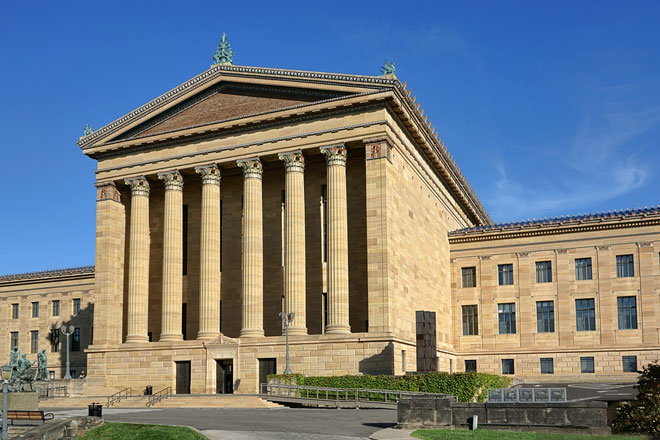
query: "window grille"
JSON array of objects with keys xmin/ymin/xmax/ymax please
[
  {"xmin": 502, "ymin": 359, "xmax": 515, "ymax": 375},
  {"xmin": 576, "ymin": 299, "xmax": 596, "ymax": 331},
  {"xmin": 536, "ymin": 301, "xmax": 555, "ymax": 333},
  {"xmin": 616, "ymin": 254, "xmax": 634, "ymax": 278},
  {"xmin": 580, "ymin": 357, "xmax": 594, "ymax": 373},
  {"xmin": 461, "ymin": 267, "xmax": 476, "ymax": 288},
  {"xmin": 535, "ymin": 261, "xmax": 552, "ymax": 283},
  {"xmin": 461, "ymin": 305, "xmax": 478, "ymax": 336},
  {"xmin": 617, "ymin": 296, "xmax": 638, "ymax": 330},
  {"xmin": 540, "ymin": 358, "xmax": 554, "ymax": 374},
  {"xmin": 575, "ymin": 258, "xmax": 592, "ymax": 280},
  {"xmin": 498, "ymin": 303, "xmax": 516, "ymax": 334},
  {"xmin": 498, "ymin": 264, "xmax": 514, "ymax": 285}
]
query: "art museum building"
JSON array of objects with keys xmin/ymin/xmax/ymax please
[{"xmin": 1, "ymin": 58, "xmax": 658, "ymax": 395}]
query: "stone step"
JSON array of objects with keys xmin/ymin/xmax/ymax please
[{"xmin": 40, "ymin": 394, "xmax": 282, "ymax": 409}]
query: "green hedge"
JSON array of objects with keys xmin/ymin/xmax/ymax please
[{"xmin": 267, "ymin": 372, "xmax": 510, "ymax": 402}]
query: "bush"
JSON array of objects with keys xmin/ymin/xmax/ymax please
[
  {"xmin": 267, "ymin": 372, "xmax": 510, "ymax": 402},
  {"xmin": 612, "ymin": 361, "xmax": 660, "ymax": 435}
]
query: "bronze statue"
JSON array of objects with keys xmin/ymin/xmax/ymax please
[{"xmin": 37, "ymin": 349, "xmax": 47, "ymax": 381}]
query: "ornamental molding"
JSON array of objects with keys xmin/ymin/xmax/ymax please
[
  {"xmin": 124, "ymin": 176, "xmax": 150, "ymax": 196},
  {"xmin": 95, "ymin": 181, "xmax": 121, "ymax": 203},
  {"xmin": 203, "ymin": 333, "xmax": 240, "ymax": 347},
  {"xmin": 479, "ymin": 255, "xmax": 491, "ymax": 261},
  {"xmin": 555, "ymin": 249, "xmax": 569, "ymax": 254},
  {"xmin": 0, "ymin": 266, "xmax": 95, "ymax": 283},
  {"xmin": 157, "ymin": 170, "xmax": 184, "ymax": 191},
  {"xmin": 364, "ymin": 137, "xmax": 393, "ymax": 162},
  {"xmin": 597, "ymin": 245, "xmax": 611, "ymax": 251},
  {"xmin": 278, "ymin": 150, "xmax": 305, "ymax": 173},
  {"xmin": 320, "ymin": 144, "xmax": 347, "ymax": 167},
  {"xmin": 516, "ymin": 252, "xmax": 530, "ymax": 257},
  {"xmin": 195, "ymin": 164, "xmax": 221, "ymax": 185},
  {"xmin": 637, "ymin": 242, "xmax": 653, "ymax": 248},
  {"xmin": 237, "ymin": 157, "xmax": 263, "ymax": 179}
]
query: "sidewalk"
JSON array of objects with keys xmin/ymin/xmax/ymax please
[{"xmin": 370, "ymin": 428, "xmax": 416, "ymax": 440}]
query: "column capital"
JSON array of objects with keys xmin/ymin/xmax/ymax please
[
  {"xmin": 158, "ymin": 170, "xmax": 184, "ymax": 191},
  {"xmin": 237, "ymin": 157, "xmax": 263, "ymax": 179},
  {"xmin": 278, "ymin": 150, "xmax": 305, "ymax": 173},
  {"xmin": 195, "ymin": 164, "xmax": 221, "ymax": 185},
  {"xmin": 320, "ymin": 144, "xmax": 347, "ymax": 166},
  {"xmin": 95, "ymin": 181, "xmax": 121, "ymax": 203},
  {"xmin": 364, "ymin": 137, "xmax": 393, "ymax": 162},
  {"xmin": 124, "ymin": 176, "xmax": 150, "ymax": 197}
]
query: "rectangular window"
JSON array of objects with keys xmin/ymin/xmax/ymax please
[
  {"xmin": 70, "ymin": 370, "xmax": 77, "ymax": 379},
  {"xmin": 576, "ymin": 299, "xmax": 596, "ymax": 331},
  {"xmin": 32, "ymin": 302, "xmax": 39, "ymax": 318},
  {"xmin": 616, "ymin": 254, "xmax": 634, "ymax": 278},
  {"xmin": 49, "ymin": 329, "xmax": 60, "ymax": 353},
  {"xmin": 73, "ymin": 298, "xmax": 81, "ymax": 316},
  {"xmin": 575, "ymin": 258, "xmax": 592, "ymax": 280},
  {"xmin": 461, "ymin": 305, "xmax": 479, "ymax": 336},
  {"xmin": 30, "ymin": 330, "xmax": 39, "ymax": 353},
  {"xmin": 11, "ymin": 304, "xmax": 18, "ymax": 319},
  {"xmin": 502, "ymin": 359, "xmax": 515, "ymax": 375},
  {"xmin": 617, "ymin": 296, "xmax": 638, "ymax": 330},
  {"xmin": 183, "ymin": 204, "xmax": 188, "ymax": 275},
  {"xmin": 536, "ymin": 301, "xmax": 555, "ymax": 333},
  {"xmin": 10, "ymin": 332, "xmax": 18, "ymax": 350},
  {"xmin": 498, "ymin": 264, "xmax": 514, "ymax": 286},
  {"xmin": 540, "ymin": 358, "xmax": 554, "ymax": 374},
  {"xmin": 48, "ymin": 371, "xmax": 55, "ymax": 380},
  {"xmin": 581, "ymin": 356, "xmax": 594, "ymax": 373},
  {"xmin": 72, "ymin": 328, "xmax": 80, "ymax": 352},
  {"xmin": 498, "ymin": 303, "xmax": 516, "ymax": 334},
  {"xmin": 461, "ymin": 267, "xmax": 476, "ymax": 288},
  {"xmin": 535, "ymin": 261, "xmax": 552, "ymax": 283},
  {"xmin": 623, "ymin": 356, "xmax": 637, "ymax": 373},
  {"xmin": 465, "ymin": 360, "xmax": 477, "ymax": 373},
  {"xmin": 52, "ymin": 300, "xmax": 60, "ymax": 316}
]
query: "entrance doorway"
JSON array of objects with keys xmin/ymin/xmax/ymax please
[
  {"xmin": 216, "ymin": 359, "xmax": 234, "ymax": 394},
  {"xmin": 175, "ymin": 361, "xmax": 191, "ymax": 394},
  {"xmin": 258, "ymin": 358, "xmax": 276, "ymax": 393}
]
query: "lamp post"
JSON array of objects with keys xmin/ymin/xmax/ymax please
[
  {"xmin": 279, "ymin": 312, "xmax": 295, "ymax": 374},
  {"xmin": 60, "ymin": 325, "xmax": 74, "ymax": 380},
  {"xmin": 1, "ymin": 364, "xmax": 11, "ymax": 440}
]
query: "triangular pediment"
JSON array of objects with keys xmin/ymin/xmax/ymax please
[{"xmin": 116, "ymin": 82, "xmax": 345, "ymax": 141}]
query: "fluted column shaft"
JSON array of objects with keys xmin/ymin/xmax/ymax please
[
  {"xmin": 237, "ymin": 158, "xmax": 264, "ymax": 337},
  {"xmin": 124, "ymin": 177, "xmax": 150, "ymax": 343},
  {"xmin": 158, "ymin": 171, "xmax": 184, "ymax": 342},
  {"xmin": 196, "ymin": 164, "xmax": 222, "ymax": 340},
  {"xmin": 279, "ymin": 151, "xmax": 307, "ymax": 335},
  {"xmin": 320, "ymin": 145, "xmax": 351, "ymax": 334}
]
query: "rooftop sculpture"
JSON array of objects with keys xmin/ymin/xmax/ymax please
[
  {"xmin": 83, "ymin": 124, "xmax": 95, "ymax": 136},
  {"xmin": 380, "ymin": 60, "xmax": 396, "ymax": 76},
  {"xmin": 213, "ymin": 33, "xmax": 234, "ymax": 65}
]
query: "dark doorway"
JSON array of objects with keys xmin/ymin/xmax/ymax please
[
  {"xmin": 216, "ymin": 359, "xmax": 233, "ymax": 394},
  {"xmin": 258, "ymin": 358, "xmax": 276, "ymax": 393},
  {"xmin": 175, "ymin": 361, "xmax": 191, "ymax": 394}
]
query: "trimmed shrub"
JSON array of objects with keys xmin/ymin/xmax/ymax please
[
  {"xmin": 612, "ymin": 361, "xmax": 660, "ymax": 435},
  {"xmin": 267, "ymin": 372, "xmax": 510, "ymax": 402}
]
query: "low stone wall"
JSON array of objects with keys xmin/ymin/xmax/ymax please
[{"xmin": 398, "ymin": 395, "xmax": 610, "ymax": 435}]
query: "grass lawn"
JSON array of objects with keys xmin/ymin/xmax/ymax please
[
  {"xmin": 411, "ymin": 429, "xmax": 647, "ymax": 440},
  {"xmin": 80, "ymin": 422, "xmax": 207, "ymax": 440}
]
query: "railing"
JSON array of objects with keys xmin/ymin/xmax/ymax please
[
  {"xmin": 38, "ymin": 386, "xmax": 69, "ymax": 399},
  {"xmin": 146, "ymin": 387, "xmax": 171, "ymax": 407},
  {"xmin": 106, "ymin": 387, "xmax": 131, "ymax": 407},
  {"xmin": 261, "ymin": 383, "xmax": 447, "ymax": 406},
  {"xmin": 487, "ymin": 387, "xmax": 567, "ymax": 403}
]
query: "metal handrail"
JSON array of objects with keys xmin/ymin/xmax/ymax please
[
  {"xmin": 261, "ymin": 383, "xmax": 448, "ymax": 405},
  {"xmin": 146, "ymin": 386, "xmax": 171, "ymax": 407},
  {"xmin": 38, "ymin": 386, "xmax": 69, "ymax": 399},
  {"xmin": 106, "ymin": 387, "xmax": 131, "ymax": 407}
]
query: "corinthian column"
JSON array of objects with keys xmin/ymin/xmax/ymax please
[
  {"xmin": 320, "ymin": 145, "xmax": 351, "ymax": 334},
  {"xmin": 237, "ymin": 158, "xmax": 264, "ymax": 337},
  {"xmin": 278, "ymin": 151, "xmax": 307, "ymax": 335},
  {"xmin": 195, "ymin": 164, "xmax": 221, "ymax": 340},
  {"xmin": 157, "ymin": 170, "xmax": 184, "ymax": 342},
  {"xmin": 124, "ymin": 176, "xmax": 151, "ymax": 343}
]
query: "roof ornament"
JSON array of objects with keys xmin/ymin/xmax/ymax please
[
  {"xmin": 380, "ymin": 60, "xmax": 396, "ymax": 77},
  {"xmin": 213, "ymin": 33, "xmax": 234, "ymax": 65},
  {"xmin": 83, "ymin": 124, "xmax": 95, "ymax": 136}
]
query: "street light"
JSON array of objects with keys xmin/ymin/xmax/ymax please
[
  {"xmin": 279, "ymin": 312, "xmax": 295, "ymax": 374},
  {"xmin": 60, "ymin": 325, "xmax": 74, "ymax": 380},
  {"xmin": 1, "ymin": 364, "xmax": 12, "ymax": 440}
]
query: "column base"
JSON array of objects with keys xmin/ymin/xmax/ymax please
[
  {"xmin": 325, "ymin": 324, "xmax": 351, "ymax": 334},
  {"xmin": 159, "ymin": 333, "xmax": 183, "ymax": 342},
  {"xmin": 125, "ymin": 335, "xmax": 150, "ymax": 343},
  {"xmin": 287, "ymin": 327, "xmax": 308, "ymax": 336},
  {"xmin": 196, "ymin": 331, "xmax": 221, "ymax": 341},
  {"xmin": 240, "ymin": 329, "xmax": 265, "ymax": 338}
]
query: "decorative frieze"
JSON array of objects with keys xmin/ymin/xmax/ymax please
[
  {"xmin": 555, "ymin": 249, "xmax": 569, "ymax": 254},
  {"xmin": 479, "ymin": 255, "xmax": 491, "ymax": 261},
  {"xmin": 157, "ymin": 170, "xmax": 184, "ymax": 191},
  {"xmin": 596, "ymin": 245, "xmax": 611, "ymax": 251},
  {"xmin": 95, "ymin": 182, "xmax": 121, "ymax": 203},
  {"xmin": 278, "ymin": 150, "xmax": 305, "ymax": 172},
  {"xmin": 195, "ymin": 164, "xmax": 221, "ymax": 185},
  {"xmin": 637, "ymin": 242, "xmax": 653, "ymax": 248},
  {"xmin": 364, "ymin": 137, "xmax": 393, "ymax": 162},
  {"xmin": 320, "ymin": 144, "xmax": 347, "ymax": 167},
  {"xmin": 516, "ymin": 252, "xmax": 530, "ymax": 258},
  {"xmin": 124, "ymin": 177, "xmax": 150, "ymax": 197},
  {"xmin": 237, "ymin": 158, "xmax": 263, "ymax": 179}
]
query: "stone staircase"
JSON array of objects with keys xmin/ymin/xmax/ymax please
[{"xmin": 40, "ymin": 394, "xmax": 282, "ymax": 409}]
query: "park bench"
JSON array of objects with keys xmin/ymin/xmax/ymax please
[{"xmin": 6, "ymin": 410, "xmax": 54, "ymax": 424}]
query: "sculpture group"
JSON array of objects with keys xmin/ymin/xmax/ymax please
[{"xmin": 7, "ymin": 347, "xmax": 47, "ymax": 392}]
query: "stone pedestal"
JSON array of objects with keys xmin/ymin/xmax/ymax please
[{"xmin": 0, "ymin": 392, "xmax": 39, "ymax": 411}]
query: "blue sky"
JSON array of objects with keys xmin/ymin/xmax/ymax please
[{"xmin": 1, "ymin": 1, "xmax": 659, "ymax": 274}]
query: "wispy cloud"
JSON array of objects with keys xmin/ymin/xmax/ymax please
[
  {"xmin": 485, "ymin": 107, "xmax": 660, "ymax": 222},
  {"xmin": 408, "ymin": 25, "xmax": 469, "ymax": 54}
]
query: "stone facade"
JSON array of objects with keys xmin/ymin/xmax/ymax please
[{"xmin": 1, "ymin": 63, "xmax": 658, "ymax": 394}]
